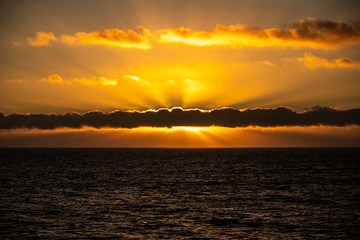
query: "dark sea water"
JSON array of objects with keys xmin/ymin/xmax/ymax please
[{"xmin": 0, "ymin": 148, "xmax": 359, "ymax": 239}]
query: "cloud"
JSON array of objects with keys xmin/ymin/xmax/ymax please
[
  {"xmin": 298, "ymin": 52, "xmax": 360, "ymax": 69},
  {"xmin": 61, "ymin": 28, "xmax": 151, "ymax": 49},
  {"xmin": 23, "ymin": 19, "xmax": 360, "ymax": 49},
  {"xmin": 124, "ymin": 74, "xmax": 140, "ymax": 81},
  {"xmin": 27, "ymin": 32, "xmax": 58, "ymax": 46},
  {"xmin": 41, "ymin": 74, "xmax": 65, "ymax": 84},
  {"xmin": 255, "ymin": 60, "xmax": 274, "ymax": 66},
  {"xmin": 1, "ymin": 106, "xmax": 359, "ymax": 130},
  {"xmin": 11, "ymin": 41, "xmax": 22, "ymax": 46},
  {"xmin": 72, "ymin": 76, "xmax": 118, "ymax": 86},
  {"xmin": 27, "ymin": 28, "xmax": 151, "ymax": 49},
  {"xmin": 158, "ymin": 18, "xmax": 360, "ymax": 48},
  {"xmin": 39, "ymin": 74, "xmax": 121, "ymax": 86},
  {"xmin": 38, "ymin": 74, "xmax": 156, "ymax": 86},
  {"xmin": 123, "ymin": 74, "xmax": 149, "ymax": 85}
]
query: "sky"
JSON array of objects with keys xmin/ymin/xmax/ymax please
[{"xmin": 0, "ymin": 0, "xmax": 359, "ymax": 147}]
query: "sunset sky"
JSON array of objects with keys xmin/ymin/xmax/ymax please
[{"xmin": 0, "ymin": 0, "xmax": 359, "ymax": 147}]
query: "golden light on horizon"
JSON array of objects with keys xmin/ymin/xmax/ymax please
[
  {"xmin": 171, "ymin": 126, "xmax": 204, "ymax": 132},
  {"xmin": 1, "ymin": 125, "xmax": 359, "ymax": 148}
]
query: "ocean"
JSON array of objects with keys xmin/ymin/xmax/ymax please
[{"xmin": 0, "ymin": 148, "xmax": 359, "ymax": 239}]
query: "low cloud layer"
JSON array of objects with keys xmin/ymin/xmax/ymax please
[
  {"xmin": 159, "ymin": 18, "xmax": 360, "ymax": 48},
  {"xmin": 1, "ymin": 106, "xmax": 359, "ymax": 130}
]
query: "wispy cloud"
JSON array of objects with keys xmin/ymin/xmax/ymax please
[
  {"xmin": 124, "ymin": 74, "xmax": 140, "ymax": 81},
  {"xmin": 38, "ymin": 74, "xmax": 154, "ymax": 86},
  {"xmin": 11, "ymin": 41, "xmax": 22, "ymax": 47},
  {"xmin": 41, "ymin": 74, "xmax": 65, "ymax": 84},
  {"xmin": 61, "ymin": 28, "xmax": 151, "ymax": 49},
  {"xmin": 298, "ymin": 53, "xmax": 360, "ymax": 69},
  {"xmin": 255, "ymin": 60, "xmax": 274, "ymax": 66},
  {"xmin": 27, "ymin": 32, "xmax": 57, "ymax": 46},
  {"xmin": 72, "ymin": 76, "xmax": 119, "ymax": 86},
  {"xmin": 1, "ymin": 106, "xmax": 359, "ymax": 129},
  {"xmin": 26, "ymin": 27, "xmax": 151, "ymax": 49},
  {"xmin": 158, "ymin": 18, "xmax": 360, "ymax": 49},
  {"xmin": 123, "ymin": 74, "xmax": 150, "ymax": 85},
  {"xmin": 40, "ymin": 75, "xmax": 119, "ymax": 86}
]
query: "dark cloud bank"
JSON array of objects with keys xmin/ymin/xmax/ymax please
[
  {"xmin": 290, "ymin": 18, "xmax": 360, "ymax": 44},
  {"xmin": 0, "ymin": 106, "xmax": 359, "ymax": 130}
]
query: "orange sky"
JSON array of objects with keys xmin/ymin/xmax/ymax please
[{"xmin": 0, "ymin": 0, "xmax": 359, "ymax": 147}]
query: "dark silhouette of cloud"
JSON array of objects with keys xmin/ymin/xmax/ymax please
[
  {"xmin": 0, "ymin": 106, "xmax": 359, "ymax": 130},
  {"xmin": 291, "ymin": 18, "xmax": 360, "ymax": 45}
]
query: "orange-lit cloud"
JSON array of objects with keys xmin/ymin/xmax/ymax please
[
  {"xmin": 40, "ymin": 75, "xmax": 119, "ymax": 85},
  {"xmin": 124, "ymin": 74, "xmax": 140, "ymax": 81},
  {"xmin": 158, "ymin": 18, "xmax": 360, "ymax": 48},
  {"xmin": 123, "ymin": 74, "xmax": 150, "ymax": 85},
  {"xmin": 298, "ymin": 53, "xmax": 360, "ymax": 69},
  {"xmin": 41, "ymin": 74, "xmax": 66, "ymax": 84},
  {"xmin": 11, "ymin": 41, "xmax": 22, "ymax": 46},
  {"xmin": 27, "ymin": 32, "xmax": 57, "ymax": 46},
  {"xmin": 24, "ymin": 19, "xmax": 360, "ymax": 49},
  {"xmin": 27, "ymin": 28, "xmax": 151, "ymax": 49},
  {"xmin": 255, "ymin": 60, "xmax": 274, "ymax": 66},
  {"xmin": 72, "ymin": 76, "xmax": 119, "ymax": 86},
  {"xmin": 38, "ymin": 74, "xmax": 157, "ymax": 86},
  {"xmin": 61, "ymin": 28, "xmax": 151, "ymax": 49}
]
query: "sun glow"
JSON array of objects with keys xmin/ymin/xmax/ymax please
[
  {"xmin": 171, "ymin": 126, "xmax": 207, "ymax": 132},
  {"xmin": 1, "ymin": 126, "xmax": 359, "ymax": 148},
  {"xmin": 172, "ymin": 126, "xmax": 201, "ymax": 131}
]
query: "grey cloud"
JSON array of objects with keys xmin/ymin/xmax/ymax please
[{"xmin": 0, "ymin": 106, "xmax": 359, "ymax": 130}]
